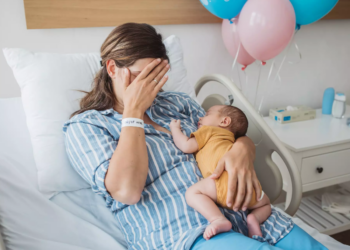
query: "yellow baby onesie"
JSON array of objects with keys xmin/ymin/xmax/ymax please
[{"xmin": 191, "ymin": 125, "xmax": 261, "ymax": 210}]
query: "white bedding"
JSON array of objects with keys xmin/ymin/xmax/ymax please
[{"xmin": 0, "ymin": 98, "xmax": 348, "ymax": 250}]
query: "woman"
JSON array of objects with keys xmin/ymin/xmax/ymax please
[{"xmin": 63, "ymin": 23, "xmax": 327, "ymax": 250}]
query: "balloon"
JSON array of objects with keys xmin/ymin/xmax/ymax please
[
  {"xmin": 221, "ymin": 18, "xmax": 255, "ymax": 69},
  {"xmin": 238, "ymin": 0, "xmax": 296, "ymax": 62},
  {"xmin": 199, "ymin": 0, "xmax": 247, "ymax": 20},
  {"xmin": 290, "ymin": 0, "xmax": 338, "ymax": 26}
]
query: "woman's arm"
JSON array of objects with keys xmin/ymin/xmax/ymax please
[
  {"xmin": 211, "ymin": 136, "xmax": 260, "ymax": 212},
  {"xmin": 106, "ymin": 125, "xmax": 148, "ymax": 205},
  {"xmin": 170, "ymin": 120, "xmax": 198, "ymax": 153},
  {"xmin": 105, "ymin": 59, "xmax": 169, "ymax": 205}
]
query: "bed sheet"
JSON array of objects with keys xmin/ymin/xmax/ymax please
[
  {"xmin": 0, "ymin": 98, "xmax": 348, "ymax": 250},
  {"xmin": 0, "ymin": 98, "xmax": 127, "ymax": 250}
]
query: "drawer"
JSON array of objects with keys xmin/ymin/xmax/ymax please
[{"xmin": 301, "ymin": 149, "xmax": 350, "ymax": 184}]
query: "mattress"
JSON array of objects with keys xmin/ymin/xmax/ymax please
[{"xmin": 0, "ymin": 98, "xmax": 348, "ymax": 250}]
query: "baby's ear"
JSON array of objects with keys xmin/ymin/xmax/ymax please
[{"xmin": 220, "ymin": 116, "xmax": 231, "ymax": 128}]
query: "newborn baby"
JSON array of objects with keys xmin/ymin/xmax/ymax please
[{"xmin": 170, "ymin": 105, "xmax": 271, "ymax": 240}]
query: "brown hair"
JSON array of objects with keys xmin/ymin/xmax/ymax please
[
  {"xmin": 220, "ymin": 106, "xmax": 248, "ymax": 139},
  {"xmin": 71, "ymin": 23, "xmax": 169, "ymax": 117}
]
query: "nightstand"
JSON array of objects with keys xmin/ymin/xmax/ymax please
[{"xmin": 264, "ymin": 105, "xmax": 350, "ymax": 235}]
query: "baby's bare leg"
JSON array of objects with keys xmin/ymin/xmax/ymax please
[
  {"xmin": 186, "ymin": 178, "xmax": 232, "ymax": 240},
  {"xmin": 247, "ymin": 194, "xmax": 271, "ymax": 238}
]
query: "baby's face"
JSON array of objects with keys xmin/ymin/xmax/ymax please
[{"xmin": 198, "ymin": 106, "xmax": 224, "ymax": 129}]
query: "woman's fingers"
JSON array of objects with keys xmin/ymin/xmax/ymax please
[
  {"xmin": 233, "ymin": 172, "xmax": 246, "ymax": 211},
  {"xmin": 252, "ymin": 173, "xmax": 262, "ymax": 201},
  {"xmin": 137, "ymin": 58, "xmax": 162, "ymax": 80},
  {"xmin": 150, "ymin": 63, "xmax": 170, "ymax": 88},
  {"xmin": 210, "ymin": 160, "xmax": 225, "ymax": 179},
  {"xmin": 157, "ymin": 63, "xmax": 170, "ymax": 81},
  {"xmin": 147, "ymin": 60, "xmax": 169, "ymax": 83},
  {"xmin": 226, "ymin": 170, "xmax": 237, "ymax": 208},
  {"xmin": 153, "ymin": 75, "xmax": 168, "ymax": 93},
  {"xmin": 122, "ymin": 68, "xmax": 130, "ymax": 90},
  {"xmin": 241, "ymin": 174, "xmax": 253, "ymax": 211}
]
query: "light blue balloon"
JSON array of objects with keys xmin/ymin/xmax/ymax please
[
  {"xmin": 199, "ymin": 0, "xmax": 247, "ymax": 20},
  {"xmin": 290, "ymin": 0, "xmax": 338, "ymax": 26}
]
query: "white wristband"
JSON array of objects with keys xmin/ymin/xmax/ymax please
[{"xmin": 122, "ymin": 118, "xmax": 144, "ymax": 129}]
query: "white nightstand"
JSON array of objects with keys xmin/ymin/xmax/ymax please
[{"xmin": 264, "ymin": 105, "xmax": 350, "ymax": 235}]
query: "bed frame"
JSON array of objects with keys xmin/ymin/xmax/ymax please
[{"xmin": 195, "ymin": 74, "xmax": 302, "ymax": 216}]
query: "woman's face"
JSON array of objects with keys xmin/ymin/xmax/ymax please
[{"xmin": 113, "ymin": 58, "xmax": 155, "ymax": 102}]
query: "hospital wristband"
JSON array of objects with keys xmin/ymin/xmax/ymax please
[{"xmin": 122, "ymin": 118, "xmax": 144, "ymax": 129}]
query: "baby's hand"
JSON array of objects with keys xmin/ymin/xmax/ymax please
[{"xmin": 170, "ymin": 120, "xmax": 181, "ymax": 130}]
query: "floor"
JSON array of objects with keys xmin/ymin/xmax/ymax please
[{"xmin": 331, "ymin": 230, "xmax": 350, "ymax": 245}]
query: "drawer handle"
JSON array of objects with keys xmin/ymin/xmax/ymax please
[{"xmin": 316, "ymin": 167, "xmax": 323, "ymax": 174}]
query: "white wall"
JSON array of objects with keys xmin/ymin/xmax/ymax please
[{"xmin": 1, "ymin": 0, "xmax": 350, "ymax": 115}]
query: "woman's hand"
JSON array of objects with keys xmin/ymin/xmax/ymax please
[
  {"xmin": 122, "ymin": 59, "xmax": 169, "ymax": 119},
  {"xmin": 210, "ymin": 136, "xmax": 261, "ymax": 212}
]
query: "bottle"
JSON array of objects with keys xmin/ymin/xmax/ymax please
[
  {"xmin": 322, "ymin": 88, "xmax": 335, "ymax": 115},
  {"xmin": 332, "ymin": 92, "xmax": 346, "ymax": 119}
]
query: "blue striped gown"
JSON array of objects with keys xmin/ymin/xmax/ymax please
[{"xmin": 63, "ymin": 92, "xmax": 293, "ymax": 250}]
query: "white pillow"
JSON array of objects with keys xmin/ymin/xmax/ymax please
[{"xmin": 3, "ymin": 35, "xmax": 196, "ymax": 194}]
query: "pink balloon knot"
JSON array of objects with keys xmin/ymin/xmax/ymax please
[
  {"xmin": 241, "ymin": 66, "xmax": 247, "ymax": 71},
  {"xmin": 262, "ymin": 61, "xmax": 266, "ymax": 66}
]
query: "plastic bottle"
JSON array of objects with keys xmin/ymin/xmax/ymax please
[
  {"xmin": 322, "ymin": 87, "xmax": 335, "ymax": 115},
  {"xmin": 332, "ymin": 92, "xmax": 346, "ymax": 118}
]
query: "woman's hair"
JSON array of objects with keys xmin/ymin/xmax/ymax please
[{"xmin": 71, "ymin": 23, "xmax": 169, "ymax": 117}]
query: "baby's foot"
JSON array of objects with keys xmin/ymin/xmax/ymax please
[
  {"xmin": 247, "ymin": 213, "xmax": 262, "ymax": 238},
  {"xmin": 204, "ymin": 217, "xmax": 232, "ymax": 240}
]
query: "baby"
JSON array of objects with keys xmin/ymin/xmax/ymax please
[{"xmin": 170, "ymin": 105, "xmax": 271, "ymax": 240}]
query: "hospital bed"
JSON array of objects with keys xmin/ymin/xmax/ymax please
[{"xmin": 0, "ymin": 74, "xmax": 348, "ymax": 250}]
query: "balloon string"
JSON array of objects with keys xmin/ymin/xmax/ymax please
[
  {"xmin": 231, "ymin": 43, "xmax": 242, "ymax": 90},
  {"xmin": 240, "ymin": 68, "xmax": 248, "ymax": 96},
  {"xmin": 267, "ymin": 59, "xmax": 276, "ymax": 83},
  {"xmin": 271, "ymin": 29, "xmax": 298, "ymax": 84},
  {"xmin": 258, "ymin": 60, "xmax": 276, "ymax": 113},
  {"xmin": 236, "ymin": 63, "xmax": 243, "ymax": 93},
  {"xmin": 245, "ymin": 69, "xmax": 248, "ymax": 96},
  {"xmin": 288, "ymin": 41, "xmax": 302, "ymax": 64},
  {"xmin": 253, "ymin": 63, "xmax": 263, "ymax": 109},
  {"xmin": 257, "ymin": 29, "xmax": 300, "ymax": 114}
]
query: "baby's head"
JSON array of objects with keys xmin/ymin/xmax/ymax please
[{"xmin": 198, "ymin": 105, "xmax": 248, "ymax": 138}]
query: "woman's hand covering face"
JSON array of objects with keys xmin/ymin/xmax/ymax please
[{"xmin": 122, "ymin": 59, "xmax": 169, "ymax": 117}]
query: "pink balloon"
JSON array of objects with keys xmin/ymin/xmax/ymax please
[
  {"xmin": 222, "ymin": 18, "xmax": 255, "ymax": 69},
  {"xmin": 238, "ymin": 0, "xmax": 296, "ymax": 62}
]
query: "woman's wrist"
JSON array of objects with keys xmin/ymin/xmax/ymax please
[
  {"xmin": 123, "ymin": 108, "xmax": 144, "ymax": 120},
  {"xmin": 235, "ymin": 136, "xmax": 255, "ymax": 160}
]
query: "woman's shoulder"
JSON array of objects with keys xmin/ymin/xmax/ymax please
[
  {"xmin": 63, "ymin": 108, "xmax": 115, "ymax": 132},
  {"xmin": 66, "ymin": 109, "xmax": 110, "ymax": 122}
]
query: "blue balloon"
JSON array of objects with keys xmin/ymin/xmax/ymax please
[
  {"xmin": 199, "ymin": 0, "xmax": 247, "ymax": 20},
  {"xmin": 290, "ymin": 0, "xmax": 338, "ymax": 26}
]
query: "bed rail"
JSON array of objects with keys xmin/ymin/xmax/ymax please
[{"xmin": 194, "ymin": 74, "xmax": 302, "ymax": 216}]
